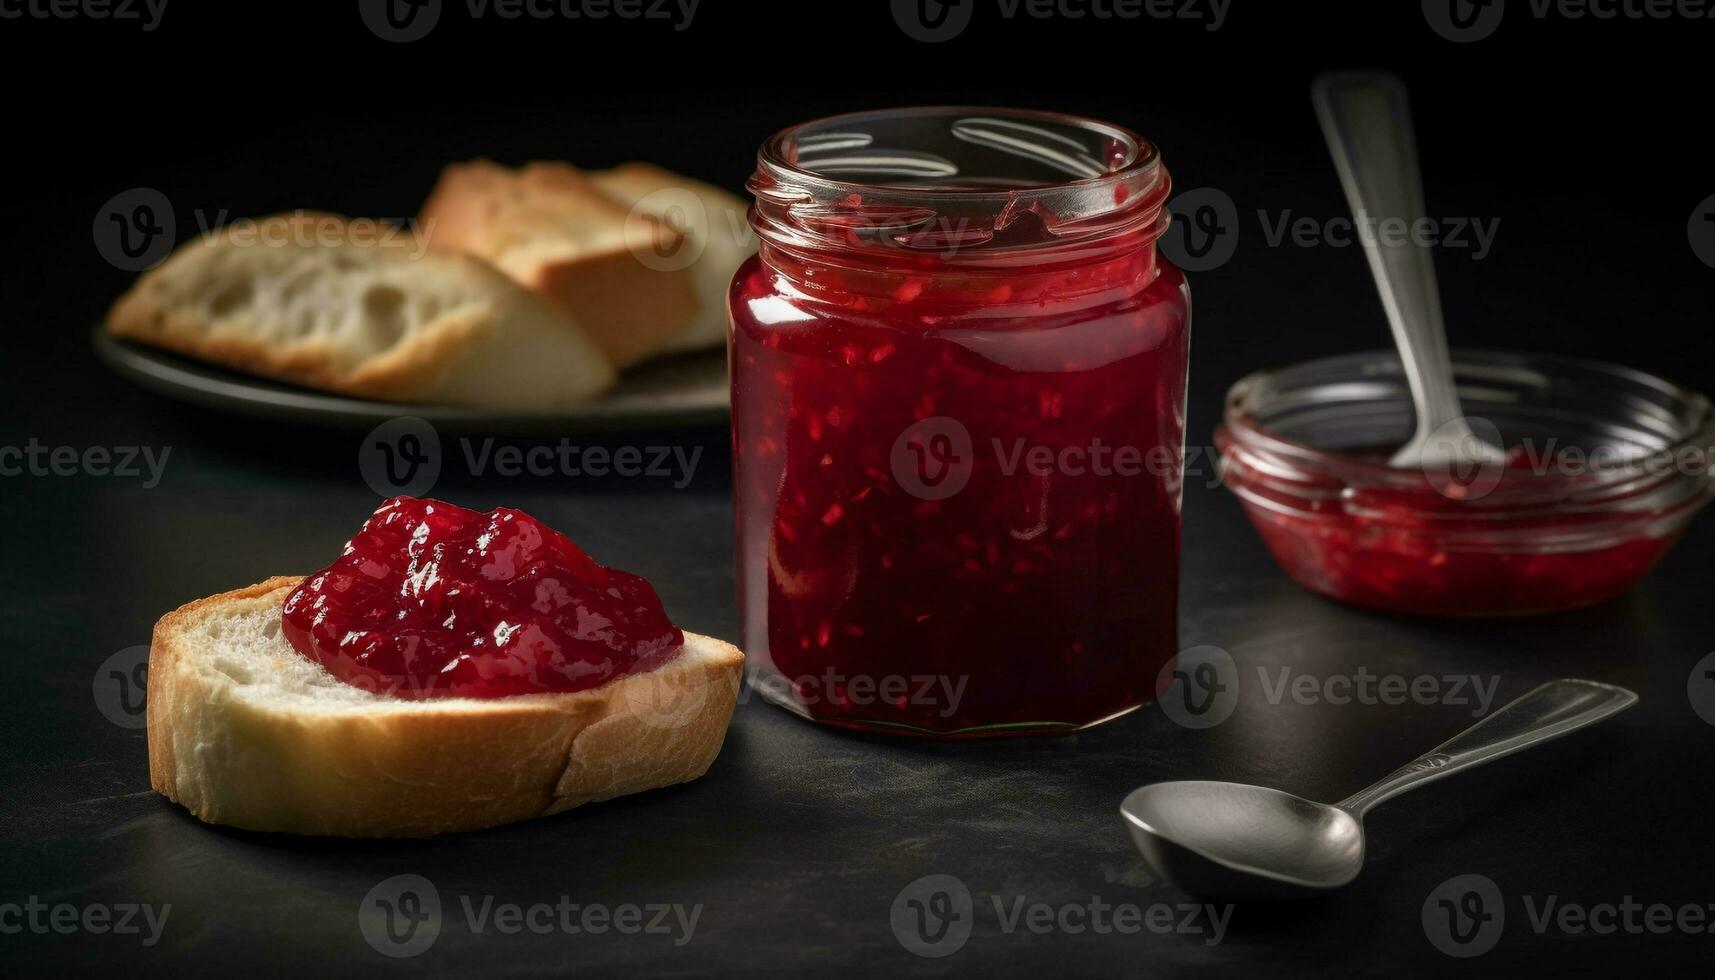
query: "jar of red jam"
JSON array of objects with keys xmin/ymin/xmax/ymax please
[{"xmin": 730, "ymin": 108, "xmax": 1190, "ymax": 736}]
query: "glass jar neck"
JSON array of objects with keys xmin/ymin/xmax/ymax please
[
  {"xmin": 755, "ymin": 231, "xmax": 1162, "ymax": 311},
  {"xmin": 746, "ymin": 107, "xmax": 1173, "ymax": 306}
]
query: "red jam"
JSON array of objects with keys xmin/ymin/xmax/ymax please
[
  {"xmin": 1215, "ymin": 436, "xmax": 1691, "ymax": 617},
  {"xmin": 732, "ymin": 131, "xmax": 1189, "ymax": 735},
  {"xmin": 282, "ymin": 497, "xmax": 682, "ymax": 698},
  {"xmin": 1234, "ymin": 507, "xmax": 1679, "ymax": 617}
]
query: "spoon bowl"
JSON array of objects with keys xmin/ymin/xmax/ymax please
[
  {"xmin": 1122, "ymin": 782, "xmax": 1364, "ymax": 901},
  {"xmin": 1122, "ymin": 680, "xmax": 1637, "ymax": 900}
]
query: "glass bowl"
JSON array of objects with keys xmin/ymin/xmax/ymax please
[{"xmin": 1214, "ymin": 349, "xmax": 1715, "ymax": 617}]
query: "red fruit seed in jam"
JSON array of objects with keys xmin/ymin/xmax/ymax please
[{"xmin": 281, "ymin": 497, "xmax": 682, "ymax": 699}]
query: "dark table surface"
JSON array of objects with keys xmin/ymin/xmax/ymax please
[{"xmin": 4, "ymin": 3, "xmax": 1714, "ymax": 976}]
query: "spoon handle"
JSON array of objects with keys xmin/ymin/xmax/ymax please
[
  {"xmin": 1337, "ymin": 679, "xmax": 1638, "ymax": 816},
  {"xmin": 1311, "ymin": 71, "xmax": 1465, "ymax": 453}
]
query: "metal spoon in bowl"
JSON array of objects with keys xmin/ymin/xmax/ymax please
[
  {"xmin": 1312, "ymin": 70, "xmax": 1508, "ymax": 470},
  {"xmin": 1120, "ymin": 679, "xmax": 1637, "ymax": 901}
]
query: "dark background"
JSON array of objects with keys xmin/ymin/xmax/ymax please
[{"xmin": 3, "ymin": 1, "xmax": 1713, "ymax": 976}]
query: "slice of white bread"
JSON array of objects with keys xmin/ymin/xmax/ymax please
[
  {"xmin": 419, "ymin": 160, "xmax": 701, "ymax": 368},
  {"xmin": 147, "ymin": 577, "xmax": 744, "ymax": 837},
  {"xmin": 589, "ymin": 162, "xmax": 755, "ymax": 355},
  {"xmin": 106, "ymin": 212, "xmax": 617, "ymax": 409}
]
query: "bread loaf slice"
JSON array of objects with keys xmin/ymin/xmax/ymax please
[
  {"xmin": 419, "ymin": 160, "xmax": 701, "ymax": 368},
  {"xmin": 106, "ymin": 212, "xmax": 616, "ymax": 409},
  {"xmin": 590, "ymin": 162, "xmax": 755, "ymax": 355},
  {"xmin": 146, "ymin": 577, "xmax": 745, "ymax": 837}
]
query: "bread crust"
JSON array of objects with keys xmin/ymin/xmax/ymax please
[
  {"xmin": 420, "ymin": 160, "xmax": 701, "ymax": 368},
  {"xmin": 105, "ymin": 212, "xmax": 616, "ymax": 408},
  {"xmin": 147, "ymin": 578, "xmax": 743, "ymax": 837},
  {"xmin": 590, "ymin": 162, "xmax": 756, "ymax": 355},
  {"xmin": 107, "ymin": 297, "xmax": 489, "ymax": 405}
]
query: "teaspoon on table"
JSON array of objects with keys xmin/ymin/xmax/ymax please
[
  {"xmin": 1312, "ymin": 70, "xmax": 1509, "ymax": 471},
  {"xmin": 1120, "ymin": 679, "xmax": 1637, "ymax": 901}
]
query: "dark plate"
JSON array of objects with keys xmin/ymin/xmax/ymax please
[{"xmin": 92, "ymin": 326, "xmax": 730, "ymax": 433}]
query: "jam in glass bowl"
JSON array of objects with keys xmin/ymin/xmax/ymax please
[
  {"xmin": 730, "ymin": 107, "xmax": 1190, "ymax": 736},
  {"xmin": 1215, "ymin": 350, "xmax": 1715, "ymax": 617}
]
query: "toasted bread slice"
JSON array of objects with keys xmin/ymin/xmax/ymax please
[
  {"xmin": 106, "ymin": 212, "xmax": 616, "ymax": 409},
  {"xmin": 146, "ymin": 577, "xmax": 744, "ymax": 837},
  {"xmin": 419, "ymin": 160, "xmax": 701, "ymax": 368},
  {"xmin": 589, "ymin": 162, "xmax": 755, "ymax": 355}
]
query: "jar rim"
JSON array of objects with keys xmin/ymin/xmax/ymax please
[
  {"xmin": 749, "ymin": 106, "xmax": 1171, "ymax": 258},
  {"xmin": 755, "ymin": 105, "xmax": 1163, "ymax": 201},
  {"xmin": 1218, "ymin": 348, "xmax": 1715, "ymax": 514}
]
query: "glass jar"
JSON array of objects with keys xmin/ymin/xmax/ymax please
[
  {"xmin": 729, "ymin": 107, "xmax": 1190, "ymax": 736},
  {"xmin": 1215, "ymin": 349, "xmax": 1715, "ymax": 617}
]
